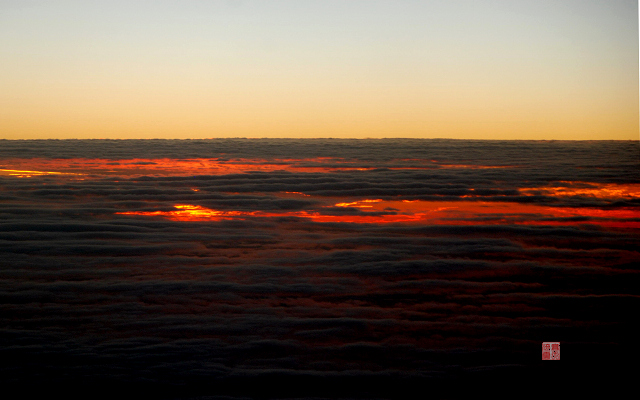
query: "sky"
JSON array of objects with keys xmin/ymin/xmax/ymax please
[{"xmin": 0, "ymin": 0, "xmax": 638, "ymax": 140}]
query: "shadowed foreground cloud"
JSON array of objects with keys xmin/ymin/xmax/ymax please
[{"xmin": 0, "ymin": 139, "xmax": 638, "ymax": 398}]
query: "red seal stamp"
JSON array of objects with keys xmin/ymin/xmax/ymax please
[{"xmin": 542, "ymin": 342, "xmax": 560, "ymax": 360}]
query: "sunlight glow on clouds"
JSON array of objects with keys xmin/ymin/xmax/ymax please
[{"xmin": 0, "ymin": 139, "xmax": 637, "ymax": 396}]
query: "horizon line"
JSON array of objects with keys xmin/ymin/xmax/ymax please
[{"xmin": 1, "ymin": 137, "xmax": 638, "ymax": 142}]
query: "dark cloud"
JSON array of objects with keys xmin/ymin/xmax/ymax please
[{"xmin": 0, "ymin": 140, "xmax": 637, "ymax": 398}]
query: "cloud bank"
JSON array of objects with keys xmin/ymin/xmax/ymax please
[{"xmin": 0, "ymin": 139, "xmax": 637, "ymax": 398}]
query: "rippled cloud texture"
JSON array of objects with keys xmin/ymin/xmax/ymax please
[{"xmin": 1, "ymin": 139, "xmax": 638, "ymax": 398}]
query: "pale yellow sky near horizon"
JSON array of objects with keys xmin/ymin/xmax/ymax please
[{"xmin": 0, "ymin": 0, "xmax": 638, "ymax": 140}]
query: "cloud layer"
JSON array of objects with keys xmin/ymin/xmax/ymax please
[{"xmin": 0, "ymin": 139, "xmax": 638, "ymax": 398}]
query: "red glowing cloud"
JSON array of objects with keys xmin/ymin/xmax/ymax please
[
  {"xmin": 116, "ymin": 197, "xmax": 640, "ymax": 228},
  {"xmin": 0, "ymin": 157, "xmax": 516, "ymax": 178},
  {"xmin": 3, "ymin": 158, "xmax": 637, "ymax": 229},
  {"xmin": 519, "ymin": 182, "xmax": 640, "ymax": 199}
]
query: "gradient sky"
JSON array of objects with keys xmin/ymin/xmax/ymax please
[{"xmin": 0, "ymin": 0, "xmax": 637, "ymax": 140}]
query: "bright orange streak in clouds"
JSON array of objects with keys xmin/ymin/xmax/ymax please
[
  {"xmin": 3, "ymin": 158, "xmax": 636, "ymax": 228},
  {"xmin": 0, "ymin": 169, "xmax": 83, "ymax": 178},
  {"xmin": 117, "ymin": 199, "xmax": 640, "ymax": 229},
  {"xmin": 117, "ymin": 205, "xmax": 253, "ymax": 221},
  {"xmin": 0, "ymin": 158, "xmax": 513, "ymax": 177},
  {"xmin": 335, "ymin": 199, "xmax": 383, "ymax": 208},
  {"xmin": 520, "ymin": 183, "xmax": 640, "ymax": 199},
  {"xmin": 116, "ymin": 204, "xmax": 426, "ymax": 224}
]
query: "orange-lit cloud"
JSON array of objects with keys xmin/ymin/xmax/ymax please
[
  {"xmin": 116, "ymin": 198, "xmax": 640, "ymax": 229},
  {"xmin": 520, "ymin": 182, "xmax": 640, "ymax": 199},
  {"xmin": 5, "ymin": 158, "xmax": 637, "ymax": 229},
  {"xmin": 0, "ymin": 168, "xmax": 83, "ymax": 178},
  {"xmin": 0, "ymin": 157, "xmax": 514, "ymax": 178}
]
